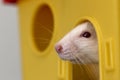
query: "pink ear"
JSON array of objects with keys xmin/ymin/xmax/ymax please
[{"xmin": 3, "ymin": 0, "xmax": 18, "ymax": 4}]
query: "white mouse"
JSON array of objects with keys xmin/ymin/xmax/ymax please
[
  {"xmin": 55, "ymin": 22, "xmax": 98, "ymax": 64},
  {"xmin": 55, "ymin": 22, "xmax": 99, "ymax": 80}
]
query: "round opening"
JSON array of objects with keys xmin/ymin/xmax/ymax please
[
  {"xmin": 33, "ymin": 4, "xmax": 54, "ymax": 52},
  {"xmin": 72, "ymin": 20, "xmax": 100, "ymax": 80}
]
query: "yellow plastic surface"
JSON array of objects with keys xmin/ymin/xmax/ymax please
[{"xmin": 18, "ymin": 0, "xmax": 120, "ymax": 80}]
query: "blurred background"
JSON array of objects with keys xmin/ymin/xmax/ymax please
[{"xmin": 0, "ymin": 0, "xmax": 22, "ymax": 80}]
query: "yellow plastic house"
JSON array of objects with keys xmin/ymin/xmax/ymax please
[{"xmin": 18, "ymin": 0, "xmax": 120, "ymax": 80}]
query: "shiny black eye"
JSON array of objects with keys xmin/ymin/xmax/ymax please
[{"xmin": 82, "ymin": 32, "xmax": 91, "ymax": 38}]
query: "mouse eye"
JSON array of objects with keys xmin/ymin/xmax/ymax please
[{"xmin": 82, "ymin": 32, "xmax": 91, "ymax": 38}]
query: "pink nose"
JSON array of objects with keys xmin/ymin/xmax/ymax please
[{"xmin": 55, "ymin": 45, "xmax": 63, "ymax": 53}]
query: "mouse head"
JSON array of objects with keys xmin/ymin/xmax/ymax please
[{"xmin": 55, "ymin": 22, "xmax": 98, "ymax": 64}]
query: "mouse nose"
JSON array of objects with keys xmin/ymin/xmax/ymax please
[{"xmin": 55, "ymin": 44, "xmax": 63, "ymax": 53}]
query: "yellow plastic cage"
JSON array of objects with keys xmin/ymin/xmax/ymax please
[{"xmin": 18, "ymin": 0, "xmax": 120, "ymax": 80}]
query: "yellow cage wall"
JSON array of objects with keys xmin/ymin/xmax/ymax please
[{"xmin": 18, "ymin": 0, "xmax": 120, "ymax": 80}]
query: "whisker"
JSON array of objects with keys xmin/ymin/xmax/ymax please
[
  {"xmin": 82, "ymin": 55, "xmax": 99, "ymax": 79},
  {"xmin": 70, "ymin": 52, "xmax": 92, "ymax": 80},
  {"xmin": 35, "ymin": 23, "xmax": 53, "ymax": 34},
  {"xmin": 75, "ymin": 55, "xmax": 94, "ymax": 80},
  {"xmin": 37, "ymin": 45, "xmax": 48, "ymax": 46},
  {"xmin": 37, "ymin": 43, "xmax": 49, "ymax": 45},
  {"xmin": 75, "ymin": 54, "xmax": 98, "ymax": 80},
  {"xmin": 38, "ymin": 42, "xmax": 49, "ymax": 43},
  {"xmin": 34, "ymin": 38, "xmax": 50, "ymax": 41},
  {"xmin": 35, "ymin": 40, "xmax": 50, "ymax": 42}
]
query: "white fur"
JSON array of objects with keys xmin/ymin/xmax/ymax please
[{"xmin": 55, "ymin": 22, "xmax": 98, "ymax": 64}]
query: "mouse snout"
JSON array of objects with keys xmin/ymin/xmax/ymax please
[{"xmin": 55, "ymin": 44, "xmax": 63, "ymax": 54}]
